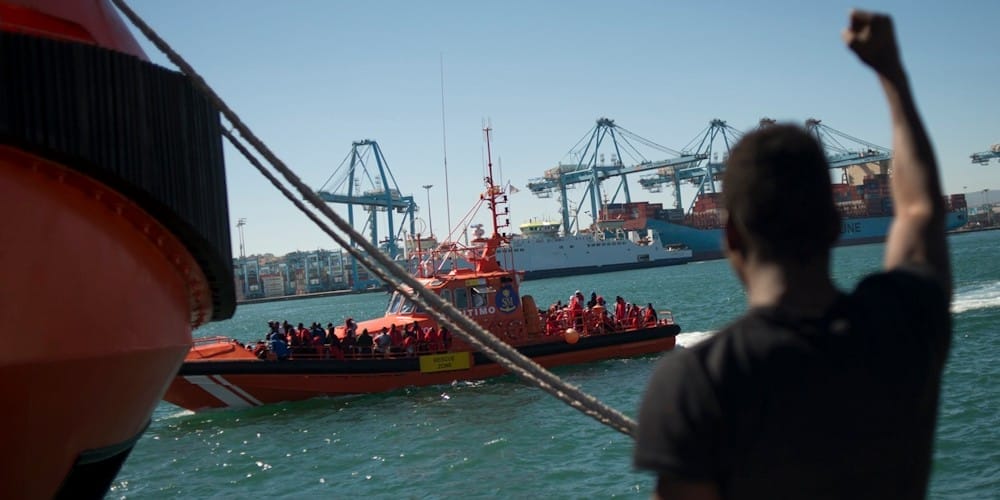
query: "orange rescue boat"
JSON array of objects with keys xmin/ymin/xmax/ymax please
[{"xmin": 164, "ymin": 127, "xmax": 679, "ymax": 412}]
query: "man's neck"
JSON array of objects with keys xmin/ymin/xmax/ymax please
[{"xmin": 743, "ymin": 257, "xmax": 839, "ymax": 316}]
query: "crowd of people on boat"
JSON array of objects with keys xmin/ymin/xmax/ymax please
[
  {"xmin": 252, "ymin": 319, "xmax": 452, "ymax": 361},
  {"xmin": 544, "ymin": 290, "xmax": 662, "ymax": 336},
  {"xmin": 249, "ymin": 290, "xmax": 665, "ymax": 361}
]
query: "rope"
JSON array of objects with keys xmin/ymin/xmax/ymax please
[{"xmin": 111, "ymin": 0, "xmax": 639, "ymax": 437}]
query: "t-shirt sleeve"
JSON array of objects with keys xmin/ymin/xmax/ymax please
[
  {"xmin": 852, "ymin": 266, "xmax": 951, "ymax": 357},
  {"xmin": 634, "ymin": 349, "xmax": 722, "ymax": 481}
]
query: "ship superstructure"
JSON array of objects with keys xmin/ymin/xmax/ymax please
[{"xmin": 497, "ymin": 219, "xmax": 691, "ymax": 280}]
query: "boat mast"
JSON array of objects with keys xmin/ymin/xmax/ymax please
[
  {"xmin": 475, "ymin": 126, "xmax": 511, "ymax": 272},
  {"xmin": 483, "ymin": 126, "xmax": 510, "ymax": 242}
]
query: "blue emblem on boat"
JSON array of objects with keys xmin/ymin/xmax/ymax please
[{"xmin": 496, "ymin": 284, "xmax": 519, "ymax": 313}]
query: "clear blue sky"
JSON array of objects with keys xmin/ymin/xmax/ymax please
[{"xmin": 125, "ymin": 0, "xmax": 1000, "ymax": 257}]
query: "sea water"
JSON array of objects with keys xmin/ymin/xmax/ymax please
[{"xmin": 112, "ymin": 231, "xmax": 1000, "ymax": 498}]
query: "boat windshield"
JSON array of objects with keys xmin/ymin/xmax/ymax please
[
  {"xmin": 386, "ymin": 292, "xmax": 404, "ymax": 314},
  {"xmin": 386, "ymin": 291, "xmax": 425, "ymax": 315}
]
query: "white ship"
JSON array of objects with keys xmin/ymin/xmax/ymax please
[{"xmin": 494, "ymin": 219, "xmax": 692, "ymax": 280}]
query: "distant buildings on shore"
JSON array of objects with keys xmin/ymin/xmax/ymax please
[{"xmin": 233, "ymin": 248, "xmax": 377, "ymax": 301}]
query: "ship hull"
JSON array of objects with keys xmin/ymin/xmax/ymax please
[
  {"xmin": 522, "ymin": 255, "xmax": 689, "ymax": 280},
  {"xmin": 164, "ymin": 324, "xmax": 678, "ymax": 411},
  {"xmin": 647, "ymin": 211, "xmax": 968, "ymax": 261},
  {"xmin": 498, "ymin": 232, "xmax": 691, "ymax": 280}
]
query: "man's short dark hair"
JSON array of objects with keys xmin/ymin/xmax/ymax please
[{"xmin": 722, "ymin": 124, "xmax": 840, "ymax": 262}]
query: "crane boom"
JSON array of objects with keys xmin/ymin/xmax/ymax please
[
  {"xmin": 971, "ymin": 144, "xmax": 1000, "ymax": 165},
  {"xmin": 525, "ymin": 117, "xmax": 702, "ymax": 235}
]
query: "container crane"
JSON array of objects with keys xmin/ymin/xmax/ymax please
[
  {"xmin": 806, "ymin": 119, "xmax": 892, "ymax": 184},
  {"xmin": 525, "ymin": 117, "xmax": 705, "ymax": 235},
  {"xmin": 638, "ymin": 119, "xmax": 744, "ymax": 213},
  {"xmin": 971, "ymin": 144, "xmax": 1000, "ymax": 165},
  {"xmin": 637, "ymin": 118, "xmax": 893, "ymax": 214},
  {"xmin": 317, "ymin": 139, "xmax": 417, "ymax": 290}
]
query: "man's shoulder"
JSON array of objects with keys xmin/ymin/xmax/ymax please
[
  {"xmin": 851, "ymin": 266, "xmax": 949, "ymax": 308},
  {"xmin": 650, "ymin": 313, "xmax": 782, "ymax": 385},
  {"xmin": 688, "ymin": 311, "xmax": 795, "ymax": 357}
]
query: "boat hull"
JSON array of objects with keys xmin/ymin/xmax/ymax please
[
  {"xmin": 0, "ymin": 148, "xmax": 201, "ymax": 498},
  {"xmin": 647, "ymin": 211, "xmax": 969, "ymax": 261},
  {"xmin": 164, "ymin": 325, "xmax": 679, "ymax": 411}
]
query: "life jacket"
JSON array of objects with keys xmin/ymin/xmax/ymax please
[
  {"xmin": 328, "ymin": 343, "xmax": 344, "ymax": 359},
  {"xmin": 643, "ymin": 307, "xmax": 657, "ymax": 326},
  {"xmin": 426, "ymin": 328, "xmax": 441, "ymax": 350}
]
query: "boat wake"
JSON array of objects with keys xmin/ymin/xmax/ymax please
[
  {"xmin": 158, "ymin": 409, "xmax": 195, "ymax": 421},
  {"xmin": 951, "ymin": 281, "xmax": 1000, "ymax": 314},
  {"xmin": 676, "ymin": 331, "xmax": 715, "ymax": 348}
]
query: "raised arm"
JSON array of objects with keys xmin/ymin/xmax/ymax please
[{"xmin": 843, "ymin": 10, "xmax": 951, "ymax": 296}]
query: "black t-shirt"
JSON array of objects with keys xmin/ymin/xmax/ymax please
[{"xmin": 634, "ymin": 269, "xmax": 951, "ymax": 499}]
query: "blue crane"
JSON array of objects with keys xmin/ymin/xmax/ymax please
[
  {"xmin": 638, "ymin": 118, "xmax": 893, "ymax": 213},
  {"xmin": 806, "ymin": 118, "xmax": 892, "ymax": 182},
  {"xmin": 638, "ymin": 119, "xmax": 744, "ymax": 212},
  {"xmin": 971, "ymin": 144, "xmax": 1000, "ymax": 165},
  {"xmin": 525, "ymin": 117, "xmax": 706, "ymax": 235},
  {"xmin": 317, "ymin": 139, "xmax": 416, "ymax": 290}
]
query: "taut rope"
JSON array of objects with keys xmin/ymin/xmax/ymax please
[{"xmin": 111, "ymin": 0, "xmax": 639, "ymax": 437}]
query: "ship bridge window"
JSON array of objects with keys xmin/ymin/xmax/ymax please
[
  {"xmin": 388, "ymin": 294, "xmax": 425, "ymax": 315},
  {"xmin": 400, "ymin": 298, "xmax": 416, "ymax": 314},
  {"xmin": 386, "ymin": 292, "xmax": 404, "ymax": 314},
  {"xmin": 455, "ymin": 287, "xmax": 468, "ymax": 308},
  {"xmin": 440, "ymin": 289, "xmax": 453, "ymax": 304},
  {"xmin": 470, "ymin": 286, "xmax": 492, "ymax": 307}
]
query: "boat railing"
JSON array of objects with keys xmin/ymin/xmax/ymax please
[
  {"xmin": 659, "ymin": 310, "xmax": 675, "ymax": 325},
  {"xmin": 283, "ymin": 345, "xmax": 452, "ymax": 361},
  {"xmin": 541, "ymin": 306, "xmax": 673, "ymax": 338},
  {"xmin": 192, "ymin": 335, "xmax": 236, "ymax": 347}
]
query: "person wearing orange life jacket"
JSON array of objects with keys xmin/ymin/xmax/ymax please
[
  {"xmin": 568, "ymin": 290, "xmax": 585, "ymax": 330},
  {"xmin": 426, "ymin": 326, "xmax": 442, "ymax": 352},
  {"xmin": 628, "ymin": 303, "xmax": 641, "ymax": 329},
  {"xmin": 390, "ymin": 323, "xmax": 404, "ymax": 354},
  {"xmin": 403, "ymin": 332, "xmax": 416, "ymax": 357},
  {"xmin": 418, "ymin": 326, "xmax": 432, "ymax": 353},
  {"xmin": 328, "ymin": 340, "xmax": 345, "ymax": 360},
  {"xmin": 310, "ymin": 324, "xmax": 326, "ymax": 357},
  {"xmin": 294, "ymin": 323, "xmax": 309, "ymax": 347},
  {"xmin": 327, "ymin": 327, "xmax": 343, "ymax": 359},
  {"xmin": 545, "ymin": 310, "xmax": 561, "ymax": 336},
  {"xmin": 643, "ymin": 303, "xmax": 658, "ymax": 326},
  {"xmin": 615, "ymin": 296, "xmax": 627, "ymax": 327}
]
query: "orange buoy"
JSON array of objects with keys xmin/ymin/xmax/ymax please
[{"xmin": 564, "ymin": 328, "xmax": 580, "ymax": 344}]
